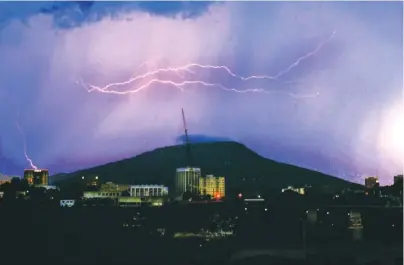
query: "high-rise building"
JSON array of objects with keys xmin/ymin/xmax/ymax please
[
  {"xmin": 175, "ymin": 167, "xmax": 201, "ymax": 196},
  {"xmin": 199, "ymin": 175, "xmax": 225, "ymax": 199},
  {"xmin": 365, "ymin": 176, "xmax": 379, "ymax": 189},
  {"xmin": 394, "ymin": 175, "xmax": 403, "ymax": 185},
  {"xmin": 24, "ymin": 169, "xmax": 49, "ymax": 186}
]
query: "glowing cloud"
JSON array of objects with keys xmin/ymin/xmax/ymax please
[{"xmin": 0, "ymin": 2, "xmax": 402, "ymax": 184}]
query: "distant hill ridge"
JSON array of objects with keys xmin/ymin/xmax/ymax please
[{"xmin": 54, "ymin": 141, "xmax": 359, "ymax": 192}]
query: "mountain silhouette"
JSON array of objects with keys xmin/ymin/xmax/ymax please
[{"xmin": 54, "ymin": 141, "xmax": 359, "ymax": 193}]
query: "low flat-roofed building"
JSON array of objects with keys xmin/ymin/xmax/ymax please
[
  {"xmin": 118, "ymin": 196, "xmax": 164, "ymax": 207},
  {"xmin": 100, "ymin": 182, "xmax": 129, "ymax": 192},
  {"xmin": 83, "ymin": 190, "xmax": 122, "ymax": 199},
  {"xmin": 60, "ymin": 199, "xmax": 76, "ymax": 207}
]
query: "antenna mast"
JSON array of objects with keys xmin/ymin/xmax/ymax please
[{"xmin": 181, "ymin": 108, "xmax": 192, "ymax": 166}]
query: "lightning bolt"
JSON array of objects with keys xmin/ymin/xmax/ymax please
[
  {"xmin": 15, "ymin": 120, "xmax": 38, "ymax": 170},
  {"xmin": 80, "ymin": 31, "xmax": 335, "ymax": 97},
  {"xmin": 272, "ymin": 30, "xmax": 336, "ymax": 78}
]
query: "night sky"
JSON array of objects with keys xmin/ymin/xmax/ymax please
[{"xmin": 0, "ymin": 2, "xmax": 402, "ymax": 185}]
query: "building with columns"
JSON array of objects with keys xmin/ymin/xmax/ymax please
[{"xmin": 129, "ymin": 185, "xmax": 168, "ymax": 197}]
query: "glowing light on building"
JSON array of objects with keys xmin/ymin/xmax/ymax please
[{"xmin": 101, "ymin": 182, "xmax": 129, "ymax": 192}]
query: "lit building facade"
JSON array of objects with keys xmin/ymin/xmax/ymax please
[
  {"xmin": 118, "ymin": 197, "xmax": 164, "ymax": 207},
  {"xmin": 199, "ymin": 175, "xmax": 225, "ymax": 198},
  {"xmin": 129, "ymin": 185, "xmax": 168, "ymax": 197},
  {"xmin": 101, "ymin": 182, "xmax": 129, "ymax": 193},
  {"xmin": 281, "ymin": 186, "xmax": 305, "ymax": 195},
  {"xmin": 24, "ymin": 169, "xmax": 49, "ymax": 186},
  {"xmin": 175, "ymin": 167, "xmax": 201, "ymax": 196},
  {"xmin": 83, "ymin": 191, "xmax": 122, "ymax": 199},
  {"xmin": 365, "ymin": 177, "xmax": 379, "ymax": 189}
]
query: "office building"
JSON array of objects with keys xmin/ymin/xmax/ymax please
[
  {"xmin": 199, "ymin": 175, "xmax": 225, "ymax": 198},
  {"xmin": 394, "ymin": 175, "xmax": 403, "ymax": 185},
  {"xmin": 175, "ymin": 167, "xmax": 201, "ymax": 195},
  {"xmin": 365, "ymin": 176, "xmax": 379, "ymax": 189},
  {"xmin": 24, "ymin": 169, "xmax": 49, "ymax": 186},
  {"xmin": 129, "ymin": 185, "xmax": 168, "ymax": 197}
]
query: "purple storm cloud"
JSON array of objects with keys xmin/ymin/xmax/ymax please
[{"xmin": 0, "ymin": 2, "xmax": 402, "ymax": 185}]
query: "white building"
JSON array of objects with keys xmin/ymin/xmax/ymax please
[
  {"xmin": 175, "ymin": 167, "xmax": 201, "ymax": 195},
  {"xmin": 60, "ymin": 200, "xmax": 76, "ymax": 207},
  {"xmin": 129, "ymin": 185, "xmax": 168, "ymax": 197}
]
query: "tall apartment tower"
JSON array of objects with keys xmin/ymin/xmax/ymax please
[
  {"xmin": 175, "ymin": 167, "xmax": 201, "ymax": 196},
  {"xmin": 199, "ymin": 175, "xmax": 226, "ymax": 199}
]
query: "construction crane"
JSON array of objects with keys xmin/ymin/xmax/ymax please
[{"xmin": 181, "ymin": 108, "xmax": 192, "ymax": 166}]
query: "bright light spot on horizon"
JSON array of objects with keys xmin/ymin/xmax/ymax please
[{"xmin": 379, "ymin": 103, "xmax": 404, "ymax": 162}]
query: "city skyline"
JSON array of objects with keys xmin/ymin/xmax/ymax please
[{"xmin": 0, "ymin": 1, "xmax": 403, "ymax": 185}]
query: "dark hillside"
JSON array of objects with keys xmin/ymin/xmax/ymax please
[{"xmin": 54, "ymin": 141, "xmax": 359, "ymax": 192}]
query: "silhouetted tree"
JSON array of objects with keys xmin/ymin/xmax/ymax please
[
  {"xmin": 20, "ymin": 178, "xmax": 29, "ymax": 191},
  {"xmin": 0, "ymin": 182, "xmax": 15, "ymax": 201},
  {"xmin": 10, "ymin": 177, "xmax": 21, "ymax": 187}
]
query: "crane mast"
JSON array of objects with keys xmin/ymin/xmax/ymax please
[{"xmin": 181, "ymin": 108, "xmax": 192, "ymax": 166}]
